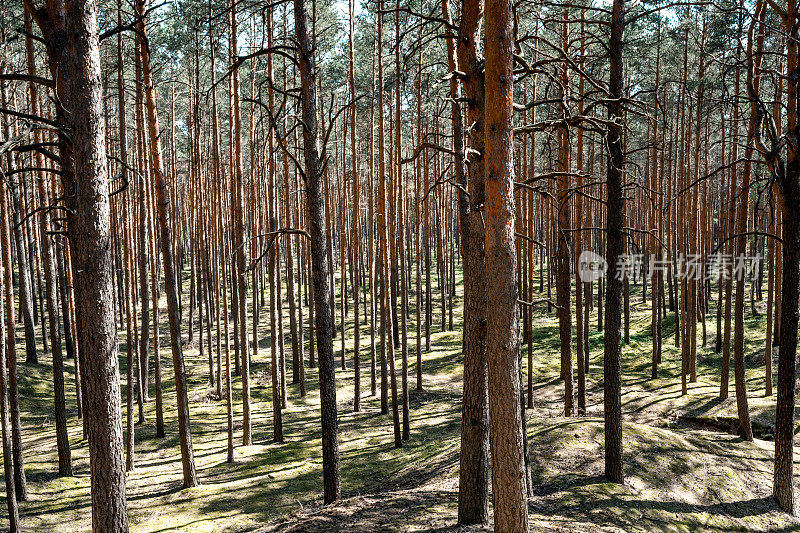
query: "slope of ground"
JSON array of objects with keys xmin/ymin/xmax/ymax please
[
  {"xmin": 7, "ymin": 275, "xmax": 800, "ymax": 532},
  {"xmin": 257, "ymin": 418, "xmax": 792, "ymax": 533}
]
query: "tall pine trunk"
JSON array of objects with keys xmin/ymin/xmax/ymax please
[
  {"xmin": 484, "ymin": 0, "xmax": 528, "ymax": 526},
  {"xmin": 26, "ymin": 0, "xmax": 130, "ymax": 526},
  {"xmin": 294, "ymin": 0, "xmax": 341, "ymax": 503},
  {"xmin": 136, "ymin": 0, "xmax": 198, "ymax": 488},
  {"xmin": 604, "ymin": 0, "xmax": 625, "ymax": 485},
  {"xmin": 456, "ymin": 0, "xmax": 489, "ymax": 523}
]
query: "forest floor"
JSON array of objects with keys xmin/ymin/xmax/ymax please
[{"xmin": 7, "ymin": 271, "xmax": 800, "ymax": 532}]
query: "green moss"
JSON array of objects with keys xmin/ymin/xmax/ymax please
[{"xmin": 8, "ymin": 268, "xmax": 800, "ymax": 531}]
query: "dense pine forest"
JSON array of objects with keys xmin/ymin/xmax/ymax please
[{"xmin": 1, "ymin": 0, "xmax": 800, "ymax": 530}]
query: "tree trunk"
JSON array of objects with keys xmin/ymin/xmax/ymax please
[
  {"xmin": 732, "ymin": 0, "xmax": 766, "ymax": 443},
  {"xmin": 484, "ymin": 0, "xmax": 529, "ymax": 526},
  {"xmin": 604, "ymin": 0, "xmax": 625, "ymax": 485},
  {"xmin": 557, "ymin": 9, "xmax": 573, "ymax": 416},
  {"xmin": 456, "ymin": 0, "xmax": 489, "ymax": 523},
  {"xmin": 6, "ymin": 182, "xmax": 36, "ymax": 366},
  {"xmin": 26, "ymin": 0, "xmax": 130, "ymax": 525},
  {"xmin": 0, "ymin": 155, "xmax": 27, "ymax": 501},
  {"xmin": 229, "ymin": 0, "xmax": 251, "ymax": 446},
  {"xmin": 136, "ymin": 0, "xmax": 198, "ymax": 488},
  {"xmin": 0, "ymin": 255, "xmax": 18, "ymax": 530},
  {"xmin": 294, "ymin": 0, "xmax": 341, "ymax": 503},
  {"xmin": 349, "ymin": 0, "xmax": 361, "ymax": 411},
  {"xmin": 773, "ymin": 0, "xmax": 800, "ymax": 513}
]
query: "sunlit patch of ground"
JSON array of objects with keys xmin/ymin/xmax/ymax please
[{"xmin": 7, "ymin": 270, "xmax": 800, "ymax": 531}]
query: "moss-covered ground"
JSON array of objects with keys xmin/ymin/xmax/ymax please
[{"xmin": 7, "ymin": 268, "xmax": 800, "ymax": 532}]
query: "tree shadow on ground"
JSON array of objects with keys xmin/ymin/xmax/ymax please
[
  {"xmin": 255, "ymin": 488, "xmax": 487, "ymax": 533},
  {"xmin": 529, "ymin": 473, "xmax": 790, "ymax": 533}
]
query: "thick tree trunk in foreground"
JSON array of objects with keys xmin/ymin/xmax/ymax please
[
  {"xmin": 773, "ymin": 210, "xmax": 799, "ymax": 513},
  {"xmin": 456, "ymin": 0, "xmax": 489, "ymax": 524},
  {"xmin": 25, "ymin": 0, "xmax": 130, "ymax": 528},
  {"xmin": 773, "ymin": 0, "xmax": 800, "ymax": 513},
  {"xmin": 457, "ymin": 160, "xmax": 491, "ymax": 501},
  {"xmin": 604, "ymin": 0, "xmax": 625, "ymax": 485},
  {"xmin": 294, "ymin": 0, "xmax": 340, "ymax": 503},
  {"xmin": 485, "ymin": 0, "xmax": 529, "ymax": 527}
]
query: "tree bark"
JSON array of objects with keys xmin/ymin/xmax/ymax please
[
  {"xmin": 484, "ymin": 0, "xmax": 529, "ymax": 526},
  {"xmin": 135, "ymin": 0, "xmax": 198, "ymax": 488},
  {"xmin": 773, "ymin": 0, "xmax": 800, "ymax": 513},
  {"xmin": 0, "ymin": 152, "xmax": 27, "ymax": 501},
  {"xmin": 456, "ymin": 0, "xmax": 489, "ymax": 523},
  {"xmin": 0, "ymin": 251, "xmax": 18, "ymax": 531},
  {"xmin": 294, "ymin": 0, "xmax": 341, "ymax": 503},
  {"xmin": 25, "ymin": 0, "xmax": 130, "ymax": 526},
  {"xmin": 557, "ymin": 10, "xmax": 573, "ymax": 416},
  {"xmin": 229, "ymin": 0, "xmax": 251, "ymax": 447},
  {"xmin": 604, "ymin": 0, "xmax": 625, "ymax": 485}
]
